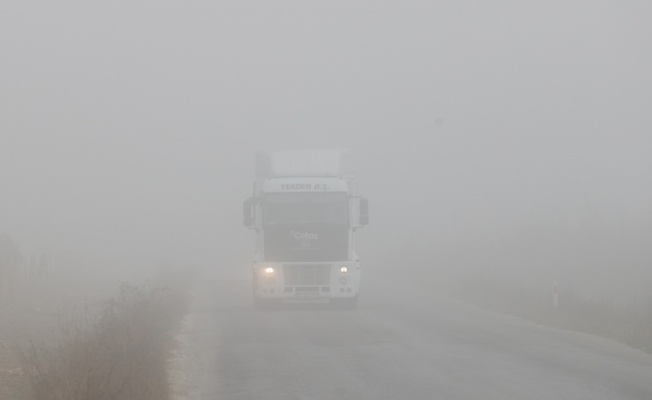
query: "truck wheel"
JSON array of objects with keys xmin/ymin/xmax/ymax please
[
  {"xmin": 333, "ymin": 296, "xmax": 358, "ymax": 310},
  {"xmin": 253, "ymin": 296, "xmax": 274, "ymax": 311}
]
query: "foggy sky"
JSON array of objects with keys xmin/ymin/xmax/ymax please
[{"xmin": 2, "ymin": 2, "xmax": 651, "ymax": 292}]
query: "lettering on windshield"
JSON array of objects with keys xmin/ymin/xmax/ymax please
[
  {"xmin": 291, "ymin": 231, "xmax": 319, "ymax": 241},
  {"xmin": 280, "ymin": 184, "xmax": 330, "ymax": 191},
  {"xmin": 291, "ymin": 231, "xmax": 319, "ymax": 248}
]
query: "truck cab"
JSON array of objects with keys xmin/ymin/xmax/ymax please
[{"xmin": 243, "ymin": 150, "xmax": 368, "ymax": 309}]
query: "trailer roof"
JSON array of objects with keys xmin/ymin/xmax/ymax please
[{"xmin": 256, "ymin": 150, "xmax": 353, "ymax": 178}]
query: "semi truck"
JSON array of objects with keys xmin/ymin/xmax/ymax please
[{"xmin": 243, "ymin": 150, "xmax": 369, "ymax": 309}]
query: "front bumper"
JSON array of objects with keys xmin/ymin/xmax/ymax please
[{"xmin": 252, "ymin": 261, "xmax": 360, "ymax": 300}]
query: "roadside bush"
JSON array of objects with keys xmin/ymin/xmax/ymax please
[{"xmin": 18, "ymin": 282, "xmax": 188, "ymax": 400}]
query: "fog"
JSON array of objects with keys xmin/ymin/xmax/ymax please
[{"xmin": 2, "ymin": 1, "xmax": 651, "ymax": 300}]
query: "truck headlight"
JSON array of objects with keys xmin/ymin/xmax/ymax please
[
  {"xmin": 340, "ymin": 266, "xmax": 348, "ymax": 273},
  {"xmin": 265, "ymin": 267, "xmax": 274, "ymax": 274}
]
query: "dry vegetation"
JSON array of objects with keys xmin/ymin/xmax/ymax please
[
  {"xmin": 454, "ymin": 277, "xmax": 652, "ymax": 354},
  {"xmin": 9, "ymin": 272, "xmax": 193, "ymax": 400}
]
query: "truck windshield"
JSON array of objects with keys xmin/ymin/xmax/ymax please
[{"xmin": 263, "ymin": 193, "xmax": 349, "ymax": 225}]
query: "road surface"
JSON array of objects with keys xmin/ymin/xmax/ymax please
[{"xmin": 170, "ymin": 272, "xmax": 652, "ymax": 399}]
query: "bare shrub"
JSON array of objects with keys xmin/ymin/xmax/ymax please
[{"xmin": 17, "ymin": 282, "xmax": 188, "ymax": 400}]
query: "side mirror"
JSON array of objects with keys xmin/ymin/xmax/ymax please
[
  {"xmin": 359, "ymin": 198, "xmax": 369, "ymax": 226},
  {"xmin": 243, "ymin": 198, "xmax": 254, "ymax": 228}
]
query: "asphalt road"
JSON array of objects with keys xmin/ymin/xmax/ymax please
[{"xmin": 170, "ymin": 273, "xmax": 652, "ymax": 400}]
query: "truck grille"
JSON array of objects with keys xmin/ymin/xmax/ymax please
[{"xmin": 283, "ymin": 264, "xmax": 330, "ymax": 286}]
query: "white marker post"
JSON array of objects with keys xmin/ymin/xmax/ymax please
[{"xmin": 552, "ymin": 280, "xmax": 559, "ymax": 308}]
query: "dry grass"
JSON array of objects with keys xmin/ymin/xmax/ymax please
[
  {"xmin": 16, "ymin": 280, "xmax": 190, "ymax": 400},
  {"xmin": 453, "ymin": 277, "xmax": 652, "ymax": 354}
]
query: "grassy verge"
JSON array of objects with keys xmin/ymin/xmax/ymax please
[
  {"xmin": 453, "ymin": 277, "xmax": 652, "ymax": 354},
  {"xmin": 16, "ymin": 275, "xmax": 192, "ymax": 400}
]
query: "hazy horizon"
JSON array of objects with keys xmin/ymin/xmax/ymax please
[{"xmin": 2, "ymin": 1, "xmax": 651, "ymax": 298}]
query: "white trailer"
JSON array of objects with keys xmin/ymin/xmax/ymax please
[{"xmin": 243, "ymin": 150, "xmax": 369, "ymax": 309}]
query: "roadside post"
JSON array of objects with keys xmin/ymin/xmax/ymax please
[{"xmin": 552, "ymin": 280, "xmax": 559, "ymax": 308}]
